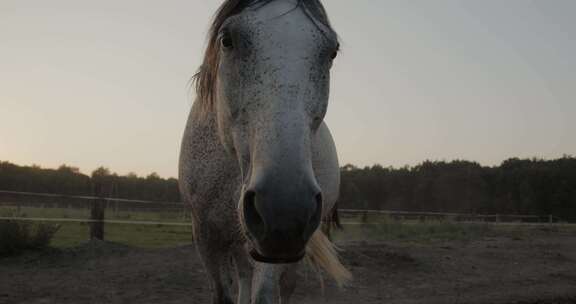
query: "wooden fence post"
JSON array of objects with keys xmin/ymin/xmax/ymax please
[
  {"xmin": 361, "ymin": 211, "xmax": 368, "ymax": 223},
  {"xmin": 90, "ymin": 181, "xmax": 106, "ymax": 241}
]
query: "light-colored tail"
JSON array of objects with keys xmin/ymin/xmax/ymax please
[{"xmin": 306, "ymin": 229, "xmax": 352, "ymax": 287}]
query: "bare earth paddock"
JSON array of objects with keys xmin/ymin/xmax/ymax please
[{"xmin": 1, "ymin": 224, "xmax": 575, "ymax": 304}]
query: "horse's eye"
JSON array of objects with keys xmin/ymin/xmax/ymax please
[{"xmin": 221, "ymin": 32, "xmax": 233, "ymax": 49}]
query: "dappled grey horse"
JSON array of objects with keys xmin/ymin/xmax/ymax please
[{"xmin": 179, "ymin": 0, "xmax": 350, "ymax": 303}]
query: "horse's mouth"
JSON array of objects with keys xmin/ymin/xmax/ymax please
[{"xmin": 249, "ymin": 249, "xmax": 305, "ymax": 264}]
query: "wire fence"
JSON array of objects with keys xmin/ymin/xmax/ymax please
[
  {"xmin": 0, "ymin": 189, "xmax": 563, "ymax": 226},
  {"xmin": 0, "ymin": 216, "xmax": 193, "ymax": 226}
]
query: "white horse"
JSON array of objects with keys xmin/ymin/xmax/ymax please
[{"xmin": 179, "ymin": 1, "xmax": 350, "ymax": 303}]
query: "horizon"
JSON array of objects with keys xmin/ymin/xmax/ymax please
[
  {"xmin": 3, "ymin": 155, "xmax": 574, "ymax": 179},
  {"xmin": 1, "ymin": 1, "xmax": 575, "ymax": 178}
]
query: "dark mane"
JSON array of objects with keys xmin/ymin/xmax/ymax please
[{"xmin": 193, "ymin": 0, "xmax": 336, "ymax": 117}]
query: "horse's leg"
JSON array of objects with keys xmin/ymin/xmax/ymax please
[
  {"xmin": 195, "ymin": 237, "xmax": 235, "ymax": 304},
  {"xmin": 251, "ymin": 263, "xmax": 285, "ymax": 304},
  {"xmin": 279, "ymin": 265, "xmax": 299, "ymax": 304},
  {"xmin": 235, "ymin": 249, "xmax": 253, "ymax": 304}
]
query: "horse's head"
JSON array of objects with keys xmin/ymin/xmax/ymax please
[{"xmin": 196, "ymin": 0, "xmax": 339, "ymax": 263}]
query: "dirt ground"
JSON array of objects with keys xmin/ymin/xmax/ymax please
[{"xmin": 1, "ymin": 231, "xmax": 576, "ymax": 304}]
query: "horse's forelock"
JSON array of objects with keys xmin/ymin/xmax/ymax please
[{"xmin": 193, "ymin": 0, "xmax": 336, "ymax": 119}]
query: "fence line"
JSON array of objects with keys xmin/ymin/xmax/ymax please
[
  {"xmin": 0, "ymin": 216, "xmax": 193, "ymax": 226},
  {"xmin": 0, "ymin": 189, "xmax": 561, "ymax": 223},
  {"xmin": 338, "ymin": 208, "xmax": 555, "ymax": 222},
  {"xmin": 2, "ymin": 190, "xmax": 568, "ymax": 245},
  {"xmin": 339, "ymin": 208, "xmax": 539, "ymax": 218},
  {"xmin": 2, "ymin": 216, "xmax": 573, "ymax": 228},
  {"xmin": 0, "ymin": 190, "xmax": 183, "ymax": 206}
]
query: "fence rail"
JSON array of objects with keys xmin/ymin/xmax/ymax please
[
  {"xmin": 0, "ymin": 189, "xmax": 563, "ymax": 224},
  {"xmin": 1, "ymin": 216, "xmax": 573, "ymax": 229},
  {"xmin": 338, "ymin": 208, "xmax": 559, "ymax": 223},
  {"xmin": 0, "ymin": 190, "xmax": 183, "ymax": 206},
  {"xmin": 0, "ymin": 216, "xmax": 193, "ymax": 226},
  {"xmin": 2, "ymin": 189, "xmax": 570, "ymax": 247}
]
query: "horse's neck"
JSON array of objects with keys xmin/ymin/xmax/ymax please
[
  {"xmin": 180, "ymin": 103, "xmax": 242, "ymax": 204},
  {"xmin": 189, "ymin": 103, "xmax": 240, "ymax": 173}
]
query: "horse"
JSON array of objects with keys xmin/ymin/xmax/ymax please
[{"xmin": 179, "ymin": 0, "xmax": 350, "ymax": 303}]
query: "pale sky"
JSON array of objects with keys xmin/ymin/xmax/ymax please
[{"xmin": 1, "ymin": 0, "xmax": 575, "ymax": 178}]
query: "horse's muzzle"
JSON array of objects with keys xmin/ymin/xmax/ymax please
[{"xmin": 241, "ymin": 169, "xmax": 323, "ymax": 264}]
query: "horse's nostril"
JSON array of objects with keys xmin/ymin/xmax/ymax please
[{"xmin": 243, "ymin": 190, "xmax": 267, "ymax": 241}]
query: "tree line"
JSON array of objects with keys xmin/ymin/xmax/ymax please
[
  {"xmin": 338, "ymin": 157, "xmax": 576, "ymax": 221},
  {"xmin": 0, "ymin": 162, "xmax": 179, "ymax": 202},
  {"xmin": 1, "ymin": 157, "xmax": 575, "ymax": 221}
]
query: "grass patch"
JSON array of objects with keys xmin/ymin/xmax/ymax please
[
  {"xmin": 1, "ymin": 206, "xmax": 194, "ymax": 249},
  {"xmin": 0, "ymin": 220, "xmax": 60, "ymax": 256},
  {"xmin": 49, "ymin": 222, "xmax": 193, "ymax": 248},
  {"xmin": 334, "ymin": 216, "xmax": 534, "ymax": 243},
  {"xmin": 3, "ymin": 206, "xmax": 574, "ymax": 249},
  {"xmin": 0, "ymin": 206, "xmax": 188, "ymax": 222}
]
